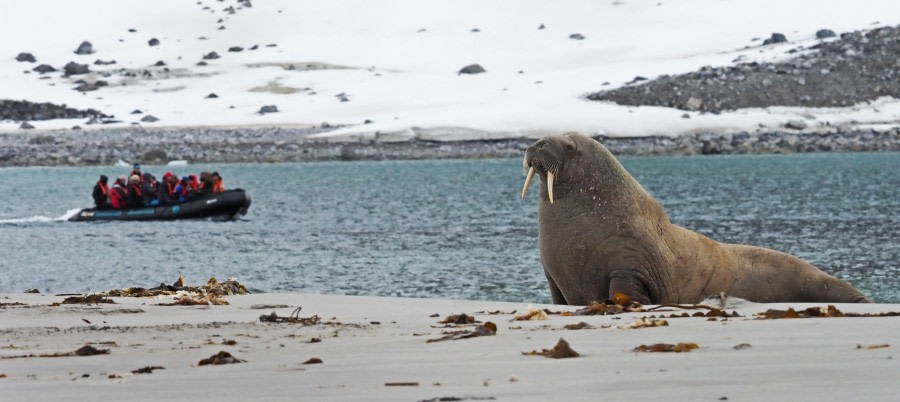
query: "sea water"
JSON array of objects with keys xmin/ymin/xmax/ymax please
[{"xmin": 0, "ymin": 153, "xmax": 897, "ymax": 303}]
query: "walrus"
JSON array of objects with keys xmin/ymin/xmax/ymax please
[{"xmin": 521, "ymin": 132, "xmax": 870, "ymax": 305}]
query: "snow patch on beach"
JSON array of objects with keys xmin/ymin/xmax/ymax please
[{"xmin": 1, "ymin": 0, "xmax": 898, "ymax": 139}]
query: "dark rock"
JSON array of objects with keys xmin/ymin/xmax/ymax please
[
  {"xmin": 202, "ymin": 51, "xmax": 220, "ymax": 60},
  {"xmin": 816, "ymin": 29, "xmax": 836, "ymax": 39},
  {"xmin": 131, "ymin": 109, "xmax": 143, "ymax": 114},
  {"xmin": 206, "ymin": 93, "xmax": 218, "ymax": 98},
  {"xmin": 0, "ymin": 100, "xmax": 107, "ymax": 121},
  {"xmin": 364, "ymin": 119, "xmax": 373, "ymax": 124},
  {"xmin": 148, "ymin": 38, "xmax": 160, "ymax": 46},
  {"xmin": 27, "ymin": 135, "xmax": 54, "ymax": 144},
  {"xmin": 258, "ymin": 105, "xmax": 279, "ymax": 114},
  {"xmin": 63, "ymin": 62, "xmax": 90, "ymax": 76},
  {"xmin": 785, "ymin": 120, "xmax": 807, "ymax": 130},
  {"xmin": 228, "ymin": 46, "xmax": 243, "ymax": 52},
  {"xmin": 626, "ymin": 76, "xmax": 648, "ymax": 84},
  {"xmin": 458, "ymin": 64, "xmax": 486, "ymax": 75},
  {"xmin": 24, "ymin": 288, "xmax": 40, "ymax": 293},
  {"xmin": 141, "ymin": 115, "xmax": 159, "ymax": 122},
  {"xmin": 142, "ymin": 149, "xmax": 167, "ymax": 162},
  {"xmin": 197, "ymin": 61, "xmax": 208, "ymax": 66},
  {"xmin": 94, "ymin": 59, "xmax": 116, "ymax": 65},
  {"xmin": 74, "ymin": 41, "xmax": 95, "ymax": 55},
  {"xmin": 762, "ymin": 33, "xmax": 787, "ymax": 45},
  {"xmin": 154, "ymin": 60, "xmax": 166, "ymax": 67},
  {"xmin": 538, "ymin": 24, "xmax": 545, "ymax": 30},
  {"xmin": 74, "ymin": 80, "xmax": 108, "ymax": 92},
  {"xmin": 218, "ymin": 26, "xmax": 226, "ymax": 30},
  {"xmin": 265, "ymin": 43, "xmax": 277, "ymax": 47},
  {"xmin": 33, "ymin": 64, "xmax": 55, "ymax": 74},
  {"xmin": 128, "ymin": 28, "xmax": 137, "ymax": 33},
  {"xmin": 471, "ymin": 28, "xmax": 480, "ymax": 32},
  {"xmin": 16, "ymin": 52, "xmax": 36, "ymax": 62},
  {"xmin": 249, "ymin": 44, "xmax": 258, "ymax": 50},
  {"xmin": 569, "ymin": 33, "xmax": 585, "ymax": 40},
  {"xmin": 20, "ymin": 122, "xmax": 35, "ymax": 129},
  {"xmin": 336, "ymin": 93, "xmax": 349, "ymax": 102}
]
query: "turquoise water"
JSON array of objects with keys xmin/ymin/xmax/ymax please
[{"xmin": 0, "ymin": 153, "xmax": 897, "ymax": 303}]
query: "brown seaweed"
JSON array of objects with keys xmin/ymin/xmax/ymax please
[
  {"xmin": 198, "ymin": 351, "xmax": 244, "ymax": 366},
  {"xmin": 2, "ymin": 344, "xmax": 110, "ymax": 359},
  {"xmin": 132, "ymin": 366, "xmax": 164, "ymax": 374},
  {"xmin": 259, "ymin": 307, "xmax": 321, "ymax": 325},
  {"xmin": 572, "ymin": 292, "xmax": 645, "ymax": 316},
  {"xmin": 427, "ymin": 322, "xmax": 497, "ymax": 343},
  {"xmin": 633, "ymin": 342, "xmax": 698, "ymax": 353},
  {"xmin": 61, "ymin": 294, "xmax": 115, "ymax": 304},
  {"xmin": 563, "ymin": 322, "xmax": 595, "ymax": 330},
  {"xmin": 522, "ymin": 338, "xmax": 580, "ymax": 358},
  {"xmin": 439, "ymin": 314, "xmax": 477, "ymax": 325},
  {"xmin": 756, "ymin": 305, "xmax": 900, "ymax": 319}
]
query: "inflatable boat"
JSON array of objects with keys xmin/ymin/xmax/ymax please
[{"xmin": 69, "ymin": 189, "xmax": 251, "ymax": 222}]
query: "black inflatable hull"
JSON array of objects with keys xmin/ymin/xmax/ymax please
[{"xmin": 69, "ymin": 189, "xmax": 251, "ymax": 222}]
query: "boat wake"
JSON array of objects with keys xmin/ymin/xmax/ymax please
[{"xmin": 0, "ymin": 208, "xmax": 82, "ymax": 224}]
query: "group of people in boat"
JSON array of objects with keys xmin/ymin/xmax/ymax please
[{"xmin": 91, "ymin": 163, "xmax": 226, "ymax": 210}]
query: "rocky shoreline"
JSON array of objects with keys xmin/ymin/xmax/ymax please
[
  {"xmin": 588, "ymin": 25, "xmax": 900, "ymax": 113},
  {"xmin": 0, "ymin": 125, "xmax": 897, "ymax": 167}
]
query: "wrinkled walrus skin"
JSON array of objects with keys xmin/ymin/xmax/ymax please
[{"xmin": 522, "ymin": 132, "xmax": 870, "ymax": 305}]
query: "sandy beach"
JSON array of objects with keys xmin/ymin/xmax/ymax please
[{"xmin": 1, "ymin": 290, "xmax": 898, "ymax": 401}]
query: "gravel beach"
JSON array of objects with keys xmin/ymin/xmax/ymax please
[{"xmin": 1, "ymin": 126, "xmax": 898, "ymax": 167}]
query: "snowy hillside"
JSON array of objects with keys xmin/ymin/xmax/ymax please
[{"xmin": 1, "ymin": 0, "xmax": 898, "ymax": 140}]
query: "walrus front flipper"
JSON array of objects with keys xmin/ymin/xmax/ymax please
[
  {"xmin": 546, "ymin": 273, "xmax": 568, "ymax": 305},
  {"xmin": 609, "ymin": 271, "xmax": 652, "ymax": 305}
]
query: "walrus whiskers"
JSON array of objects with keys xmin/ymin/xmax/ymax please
[{"xmin": 522, "ymin": 167, "xmax": 535, "ymax": 199}]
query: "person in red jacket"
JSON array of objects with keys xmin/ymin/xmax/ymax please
[
  {"xmin": 130, "ymin": 163, "xmax": 143, "ymax": 184},
  {"xmin": 212, "ymin": 172, "xmax": 226, "ymax": 193},
  {"xmin": 92, "ymin": 175, "xmax": 111, "ymax": 209},
  {"xmin": 109, "ymin": 176, "xmax": 127, "ymax": 209},
  {"xmin": 188, "ymin": 174, "xmax": 199, "ymax": 190},
  {"xmin": 157, "ymin": 172, "xmax": 178, "ymax": 205}
]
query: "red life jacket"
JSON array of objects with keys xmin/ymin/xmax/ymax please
[
  {"xmin": 97, "ymin": 181, "xmax": 108, "ymax": 196},
  {"xmin": 109, "ymin": 184, "xmax": 125, "ymax": 209},
  {"xmin": 130, "ymin": 183, "xmax": 142, "ymax": 197},
  {"xmin": 163, "ymin": 180, "xmax": 176, "ymax": 197}
]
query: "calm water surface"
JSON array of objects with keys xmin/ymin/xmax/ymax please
[{"xmin": 0, "ymin": 153, "xmax": 897, "ymax": 303}]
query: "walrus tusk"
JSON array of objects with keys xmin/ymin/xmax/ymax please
[
  {"xmin": 547, "ymin": 172, "xmax": 555, "ymax": 204},
  {"xmin": 521, "ymin": 167, "xmax": 535, "ymax": 199}
]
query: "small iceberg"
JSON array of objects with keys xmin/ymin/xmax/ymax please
[
  {"xmin": 115, "ymin": 159, "xmax": 130, "ymax": 167},
  {"xmin": 167, "ymin": 160, "xmax": 189, "ymax": 166}
]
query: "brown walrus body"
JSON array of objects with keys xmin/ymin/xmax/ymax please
[{"xmin": 522, "ymin": 132, "xmax": 870, "ymax": 305}]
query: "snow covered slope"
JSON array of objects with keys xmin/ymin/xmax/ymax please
[{"xmin": 1, "ymin": 0, "xmax": 898, "ymax": 139}]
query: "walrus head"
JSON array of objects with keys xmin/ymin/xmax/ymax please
[{"xmin": 521, "ymin": 134, "xmax": 580, "ymax": 204}]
